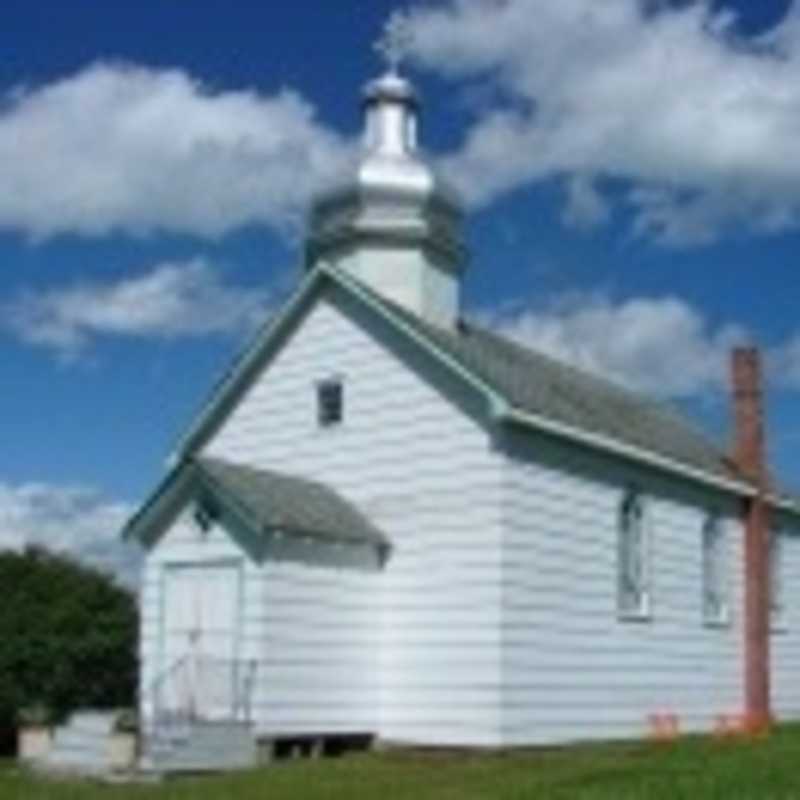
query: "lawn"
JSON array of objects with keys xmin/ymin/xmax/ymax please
[{"xmin": 2, "ymin": 727, "xmax": 799, "ymax": 800}]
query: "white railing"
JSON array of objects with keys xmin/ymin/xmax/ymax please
[{"xmin": 148, "ymin": 654, "xmax": 257, "ymax": 729}]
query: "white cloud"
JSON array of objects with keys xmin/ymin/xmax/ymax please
[
  {"xmin": 0, "ymin": 482, "xmax": 140, "ymax": 587},
  {"xmin": 406, "ymin": 0, "xmax": 800, "ymax": 244},
  {"xmin": 772, "ymin": 335, "xmax": 800, "ymax": 390},
  {"xmin": 2, "ymin": 258, "xmax": 271, "ymax": 358},
  {"xmin": 0, "ymin": 63, "xmax": 353, "ymax": 239},
  {"xmin": 481, "ymin": 293, "xmax": 748, "ymax": 398},
  {"xmin": 563, "ymin": 175, "xmax": 612, "ymax": 230}
]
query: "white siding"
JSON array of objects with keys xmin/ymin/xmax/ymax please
[
  {"xmin": 254, "ymin": 548, "xmax": 380, "ymax": 736},
  {"xmin": 201, "ymin": 286, "xmax": 504, "ymax": 746},
  {"xmin": 500, "ymin": 432, "xmax": 745, "ymax": 745},
  {"xmin": 771, "ymin": 525, "xmax": 800, "ymax": 720}
]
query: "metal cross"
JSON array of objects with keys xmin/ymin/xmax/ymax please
[{"xmin": 375, "ymin": 11, "xmax": 413, "ymax": 75}]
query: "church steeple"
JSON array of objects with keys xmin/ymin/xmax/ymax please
[{"xmin": 305, "ymin": 14, "xmax": 465, "ymax": 328}]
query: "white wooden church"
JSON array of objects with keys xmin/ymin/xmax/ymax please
[{"xmin": 124, "ymin": 47, "xmax": 800, "ymax": 767}]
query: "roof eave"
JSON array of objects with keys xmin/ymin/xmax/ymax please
[
  {"xmin": 766, "ymin": 493, "xmax": 800, "ymax": 516},
  {"xmin": 504, "ymin": 406, "xmax": 800, "ymax": 516},
  {"xmin": 174, "ymin": 264, "xmax": 325, "ymax": 459},
  {"xmin": 121, "ymin": 461, "xmax": 194, "ymax": 544},
  {"xmin": 501, "ymin": 406, "xmax": 756, "ymax": 500}
]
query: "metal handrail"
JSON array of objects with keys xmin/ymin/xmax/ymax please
[
  {"xmin": 147, "ymin": 653, "xmax": 258, "ymax": 729},
  {"xmin": 149, "ymin": 654, "xmax": 191, "ymax": 726},
  {"xmin": 231, "ymin": 659, "xmax": 258, "ymax": 723}
]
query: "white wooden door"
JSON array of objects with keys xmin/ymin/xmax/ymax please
[{"xmin": 160, "ymin": 561, "xmax": 241, "ymax": 720}]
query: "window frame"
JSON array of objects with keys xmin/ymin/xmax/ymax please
[
  {"xmin": 701, "ymin": 512, "xmax": 729, "ymax": 627},
  {"xmin": 617, "ymin": 489, "xmax": 652, "ymax": 621},
  {"xmin": 316, "ymin": 377, "xmax": 344, "ymax": 429},
  {"xmin": 192, "ymin": 498, "xmax": 218, "ymax": 535},
  {"xmin": 770, "ymin": 526, "xmax": 786, "ymax": 631}
]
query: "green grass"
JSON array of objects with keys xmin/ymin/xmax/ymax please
[{"xmin": 3, "ymin": 727, "xmax": 800, "ymax": 799}]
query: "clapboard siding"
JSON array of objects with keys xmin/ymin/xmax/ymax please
[
  {"xmin": 200, "ymin": 287, "xmax": 504, "ymax": 746},
  {"xmin": 772, "ymin": 525, "xmax": 800, "ymax": 720},
  {"xmin": 247, "ymin": 557, "xmax": 379, "ymax": 736},
  {"xmin": 500, "ymin": 431, "xmax": 745, "ymax": 745}
]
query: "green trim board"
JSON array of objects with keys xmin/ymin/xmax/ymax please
[{"xmin": 175, "ymin": 265, "xmax": 327, "ymax": 459}]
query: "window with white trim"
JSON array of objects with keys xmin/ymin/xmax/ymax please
[
  {"xmin": 618, "ymin": 490, "xmax": 650, "ymax": 618},
  {"xmin": 770, "ymin": 527, "xmax": 785, "ymax": 627},
  {"xmin": 702, "ymin": 513, "xmax": 728, "ymax": 624},
  {"xmin": 317, "ymin": 379, "xmax": 343, "ymax": 428}
]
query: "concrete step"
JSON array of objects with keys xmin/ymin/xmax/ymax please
[
  {"xmin": 46, "ymin": 752, "xmax": 107, "ymax": 769},
  {"xmin": 52, "ymin": 729, "xmax": 108, "ymax": 748},
  {"xmin": 39, "ymin": 708, "xmax": 121, "ymax": 775},
  {"xmin": 66, "ymin": 711, "xmax": 117, "ymax": 734},
  {"xmin": 143, "ymin": 720, "xmax": 257, "ymax": 773},
  {"xmin": 151, "ymin": 748, "xmax": 256, "ymax": 773},
  {"xmin": 47, "ymin": 740, "xmax": 107, "ymax": 758},
  {"xmin": 44, "ymin": 753, "xmax": 109, "ymax": 772}
]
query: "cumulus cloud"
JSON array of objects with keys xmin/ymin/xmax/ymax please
[
  {"xmin": 0, "ymin": 482, "xmax": 140, "ymax": 587},
  {"xmin": 480, "ymin": 293, "xmax": 749, "ymax": 398},
  {"xmin": 0, "ymin": 62, "xmax": 353, "ymax": 239},
  {"xmin": 2, "ymin": 258, "xmax": 271, "ymax": 358},
  {"xmin": 563, "ymin": 175, "xmax": 612, "ymax": 231},
  {"xmin": 772, "ymin": 334, "xmax": 800, "ymax": 390},
  {"xmin": 405, "ymin": 0, "xmax": 800, "ymax": 245}
]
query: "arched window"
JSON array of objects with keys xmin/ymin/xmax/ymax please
[
  {"xmin": 618, "ymin": 490, "xmax": 650, "ymax": 618},
  {"xmin": 702, "ymin": 513, "xmax": 727, "ymax": 624}
]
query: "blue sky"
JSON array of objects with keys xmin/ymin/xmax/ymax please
[{"xmin": 1, "ymin": 0, "xmax": 799, "ymax": 579}]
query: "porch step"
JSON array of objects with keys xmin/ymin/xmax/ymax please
[{"xmin": 143, "ymin": 720, "xmax": 256, "ymax": 773}]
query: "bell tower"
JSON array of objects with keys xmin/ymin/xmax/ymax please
[{"xmin": 306, "ymin": 14, "xmax": 466, "ymax": 327}]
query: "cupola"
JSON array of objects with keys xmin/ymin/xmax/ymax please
[{"xmin": 305, "ymin": 15, "xmax": 466, "ymax": 328}]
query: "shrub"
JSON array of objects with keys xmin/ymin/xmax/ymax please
[
  {"xmin": 113, "ymin": 708, "xmax": 139, "ymax": 734},
  {"xmin": 0, "ymin": 546, "xmax": 138, "ymax": 748},
  {"xmin": 16, "ymin": 703, "xmax": 52, "ymax": 728}
]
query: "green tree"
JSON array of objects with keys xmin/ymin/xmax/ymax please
[{"xmin": 0, "ymin": 546, "xmax": 137, "ymax": 750}]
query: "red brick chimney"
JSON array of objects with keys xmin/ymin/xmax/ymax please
[{"xmin": 731, "ymin": 347, "xmax": 771, "ymax": 730}]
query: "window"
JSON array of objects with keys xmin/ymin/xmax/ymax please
[
  {"xmin": 317, "ymin": 379, "xmax": 343, "ymax": 428},
  {"xmin": 618, "ymin": 490, "xmax": 650, "ymax": 618},
  {"xmin": 702, "ymin": 513, "xmax": 728, "ymax": 624},
  {"xmin": 193, "ymin": 500, "xmax": 217, "ymax": 533},
  {"xmin": 770, "ymin": 527, "xmax": 785, "ymax": 627}
]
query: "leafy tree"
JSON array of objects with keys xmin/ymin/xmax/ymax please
[{"xmin": 0, "ymin": 546, "xmax": 138, "ymax": 752}]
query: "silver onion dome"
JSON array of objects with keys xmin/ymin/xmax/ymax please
[{"xmin": 305, "ymin": 68, "xmax": 465, "ymax": 279}]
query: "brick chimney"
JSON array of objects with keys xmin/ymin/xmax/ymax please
[
  {"xmin": 732, "ymin": 348, "xmax": 766, "ymax": 484},
  {"xmin": 731, "ymin": 347, "xmax": 771, "ymax": 730}
]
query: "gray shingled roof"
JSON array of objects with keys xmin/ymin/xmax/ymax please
[
  {"xmin": 196, "ymin": 457, "xmax": 387, "ymax": 547},
  {"xmin": 359, "ymin": 283, "xmax": 743, "ymax": 486}
]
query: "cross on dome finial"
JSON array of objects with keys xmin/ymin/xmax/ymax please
[{"xmin": 375, "ymin": 11, "xmax": 413, "ymax": 75}]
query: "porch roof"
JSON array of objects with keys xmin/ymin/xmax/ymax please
[
  {"xmin": 123, "ymin": 455, "xmax": 388, "ymax": 549},
  {"xmin": 196, "ymin": 457, "xmax": 387, "ymax": 547}
]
